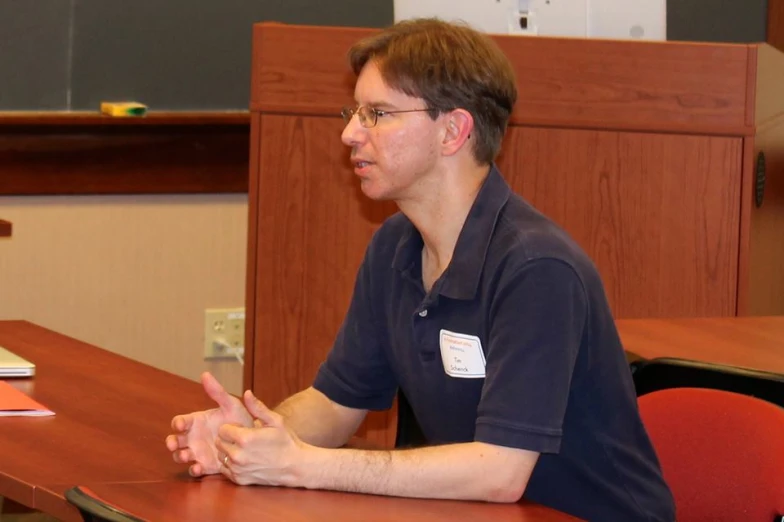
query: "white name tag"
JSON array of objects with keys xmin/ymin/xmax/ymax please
[{"xmin": 439, "ymin": 329, "xmax": 486, "ymax": 378}]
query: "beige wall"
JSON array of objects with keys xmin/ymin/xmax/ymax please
[{"xmin": 0, "ymin": 194, "xmax": 247, "ymax": 396}]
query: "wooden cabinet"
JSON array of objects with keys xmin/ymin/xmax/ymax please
[
  {"xmin": 245, "ymin": 23, "xmax": 784, "ymax": 446},
  {"xmin": 499, "ymin": 129, "xmax": 743, "ymax": 318}
]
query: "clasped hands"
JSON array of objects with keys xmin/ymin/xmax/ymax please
[{"xmin": 165, "ymin": 372, "xmax": 309, "ymax": 487}]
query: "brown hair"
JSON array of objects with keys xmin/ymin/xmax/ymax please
[{"xmin": 348, "ymin": 18, "xmax": 517, "ymax": 165}]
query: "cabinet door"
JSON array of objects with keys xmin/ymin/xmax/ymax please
[
  {"xmin": 251, "ymin": 115, "xmax": 397, "ymax": 447},
  {"xmin": 498, "ymin": 127, "xmax": 743, "ymax": 318},
  {"xmin": 249, "ymin": 118, "xmax": 744, "ymax": 447}
]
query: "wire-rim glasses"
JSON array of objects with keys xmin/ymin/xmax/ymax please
[{"xmin": 341, "ymin": 106, "xmax": 433, "ymax": 128}]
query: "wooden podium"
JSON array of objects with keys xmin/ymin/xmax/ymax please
[{"xmin": 244, "ymin": 23, "xmax": 784, "ymax": 446}]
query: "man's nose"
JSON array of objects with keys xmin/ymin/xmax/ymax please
[{"xmin": 341, "ymin": 114, "xmax": 365, "ymax": 147}]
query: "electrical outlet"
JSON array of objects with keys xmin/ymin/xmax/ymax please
[{"xmin": 204, "ymin": 307, "xmax": 245, "ymax": 360}]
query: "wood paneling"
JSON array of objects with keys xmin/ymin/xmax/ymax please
[
  {"xmin": 250, "ymin": 121, "xmax": 745, "ymax": 445},
  {"xmin": 496, "ymin": 37, "xmax": 749, "ymax": 135},
  {"xmin": 251, "ymin": 23, "xmax": 752, "ymax": 136},
  {"xmin": 499, "ymin": 128, "xmax": 742, "ymax": 318},
  {"xmin": 768, "ymin": 0, "xmax": 784, "ymax": 53},
  {"xmin": 0, "ymin": 219, "xmax": 10, "ymax": 237},
  {"xmin": 243, "ymin": 113, "xmax": 262, "ymax": 390},
  {"xmin": 251, "ymin": 114, "xmax": 396, "ymax": 446},
  {"xmin": 0, "ymin": 113, "xmax": 250, "ymax": 195},
  {"xmin": 246, "ymin": 24, "xmax": 784, "ymax": 447},
  {"xmin": 737, "ymin": 137, "xmax": 756, "ymax": 315}
]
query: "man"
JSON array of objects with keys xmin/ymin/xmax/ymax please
[{"xmin": 166, "ymin": 18, "xmax": 675, "ymax": 521}]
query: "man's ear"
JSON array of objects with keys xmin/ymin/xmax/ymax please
[{"xmin": 441, "ymin": 109, "xmax": 474, "ymax": 157}]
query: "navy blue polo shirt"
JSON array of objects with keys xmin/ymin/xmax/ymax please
[{"xmin": 313, "ymin": 166, "xmax": 675, "ymax": 521}]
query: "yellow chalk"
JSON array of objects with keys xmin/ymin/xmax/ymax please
[{"xmin": 100, "ymin": 102, "xmax": 148, "ymax": 117}]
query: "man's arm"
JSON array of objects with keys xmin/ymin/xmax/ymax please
[
  {"xmin": 217, "ymin": 394, "xmax": 538, "ymax": 503},
  {"xmin": 274, "ymin": 387, "xmax": 368, "ymax": 448},
  {"xmin": 302, "ymin": 441, "xmax": 538, "ymax": 503}
]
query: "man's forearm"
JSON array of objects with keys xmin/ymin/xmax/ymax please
[
  {"xmin": 299, "ymin": 441, "xmax": 537, "ymax": 503},
  {"xmin": 274, "ymin": 387, "xmax": 365, "ymax": 448}
]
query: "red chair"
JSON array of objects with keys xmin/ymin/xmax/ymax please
[{"xmin": 638, "ymin": 387, "xmax": 784, "ymax": 522}]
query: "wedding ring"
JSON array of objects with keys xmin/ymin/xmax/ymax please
[{"xmin": 223, "ymin": 455, "xmax": 229, "ymax": 467}]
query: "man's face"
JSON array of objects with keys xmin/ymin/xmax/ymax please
[{"xmin": 341, "ymin": 61, "xmax": 445, "ymax": 202}]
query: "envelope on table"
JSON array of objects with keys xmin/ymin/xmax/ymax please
[{"xmin": 0, "ymin": 381, "xmax": 54, "ymax": 417}]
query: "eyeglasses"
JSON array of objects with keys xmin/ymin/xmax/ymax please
[{"xmin": 341, "ymin": 105, "xmax": 433, "ymax": 128}]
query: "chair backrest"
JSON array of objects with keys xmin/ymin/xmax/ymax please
[
  {"xmin": 65, "ymin": 486, "xmax": 145, "ymax": 522},
  {"xmin": 631, "ymin": 357, "xmax": 784, "ymax": 407},
  {"xmin": 625, "ymin": 350, "xmax": 646, "ymax": 374},
  {"xmin": 638, "ymin": 387, "xmax": 784, "ymax": 522}
]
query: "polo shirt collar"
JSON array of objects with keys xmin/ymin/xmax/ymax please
[{"xmin": 391, "ymin": 164, "xmax": 511, "ymax": 300}]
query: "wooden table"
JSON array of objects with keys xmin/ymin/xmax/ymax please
[
  {"xmin": 35, "ymin": 478, "xmax": 580, "ymax": 522},
  {"xmin": 617, "ymin": 316, "xmax": 784, "ymax": 374},
  {"xmin": 0, "ymin": 320, "xmax": 214, "ymax": 511},
  {"xmin": 0, "ymin": 321, "xmax": 579, "ymax": 521}
]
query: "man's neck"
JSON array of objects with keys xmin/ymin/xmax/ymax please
[{"xmin": 398, "ymin": 163, "xmax": 491, "ymax": 281}]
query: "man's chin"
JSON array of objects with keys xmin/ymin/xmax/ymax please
[{"xmin": 359, "ymin": 181, "xmax": 394, "ymax": 202}]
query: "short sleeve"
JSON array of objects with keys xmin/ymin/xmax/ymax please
[
  {"xmin": 312, "ymin": 244, "xmax": 398, "ymax": 411},
  {"xmin": 474, "ymin": 258, "xmax": 587, "ymax": 453}
]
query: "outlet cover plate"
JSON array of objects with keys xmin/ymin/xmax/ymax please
[{"xmin": 204, "ymin": 307, "xmax": 245, "ymax": 360}]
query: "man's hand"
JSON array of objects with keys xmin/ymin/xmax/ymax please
[
  {"xmin": 165, "ymin": 372, "xmax": 253, "ymax": 477},
  {"xmin": 216, "ymin": 390, "xmax": 312, "ymax": 487}
]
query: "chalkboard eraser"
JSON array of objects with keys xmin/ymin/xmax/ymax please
[{"xmin": 100, "ymin": 102, "xmax": 148, "ymax": 117}]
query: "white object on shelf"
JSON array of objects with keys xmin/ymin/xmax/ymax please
[{"xmin": 393, "ymin": 0, "xmax": 666, "ymax": 41}]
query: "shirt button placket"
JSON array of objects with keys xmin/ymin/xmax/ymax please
[{"xmin": 414, "ymin": 307, "xmax": 436, "ymax": 362}]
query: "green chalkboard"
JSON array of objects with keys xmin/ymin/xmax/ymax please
[{"xmin": 0, "ymin": 0, "xmax": 393, "ymax": 111}]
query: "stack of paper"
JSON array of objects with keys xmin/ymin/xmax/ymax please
[{"xmin": 0, "ymin": 381, "xmax": 54, "ymax": 417}]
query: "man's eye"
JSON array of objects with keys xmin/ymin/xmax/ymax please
[{"xmin": 374, "ymin": 110, "xmax": 388, "ymax": 118}]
